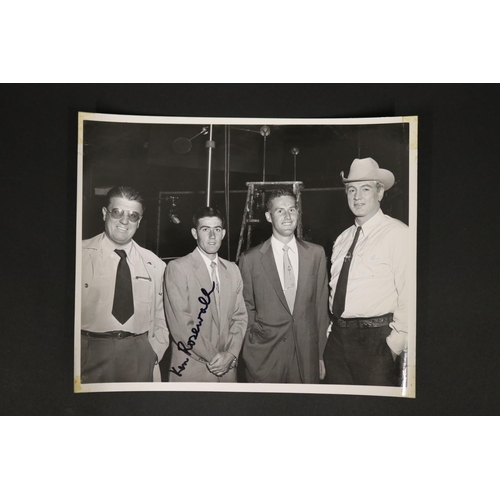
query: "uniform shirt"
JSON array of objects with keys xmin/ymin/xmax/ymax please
[
  {"xmin": 81, "ymin": 234, "xmax": 152, "ymax": 334},
  {"xmin": 329, "ymin": 209, "xmax": 409, "ymax": 354},
  {"xmin": 270, "ymin": 235, "xmax": 299, "ymax": 292}
]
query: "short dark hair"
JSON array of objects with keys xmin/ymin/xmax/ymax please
[
  {"xmin": 192, "ymin": 206, "xmax": 225, "ymax": 229},
  {"xmin": 266, "ymin": 189, "xmax": 296, "ymax": 212},
  {"xmin": 106, "ymin": 186, "xmax": 145, "ymax": 212}
]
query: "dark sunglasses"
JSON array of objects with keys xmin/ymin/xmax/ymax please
[{"xmin": 105, "ymin": 208, "xmax": 142, "ymax": 223}]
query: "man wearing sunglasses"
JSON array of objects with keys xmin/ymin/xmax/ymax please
[{"xmin": 80, "ymin": 186, "xmax": 169, "ymax": 383}]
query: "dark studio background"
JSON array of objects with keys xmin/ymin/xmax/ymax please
[
  {"xmin": 82, "ymin": 120, "xmax": 409, "ymax": 264},
  {"xmin": 82, "ymin": 118, "xmax": 410, "ymax": 381},
  {"xmin": 1, "ymin": 84, "xmax": 498, "ymax": 415}
]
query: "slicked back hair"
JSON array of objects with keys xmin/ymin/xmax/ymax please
[
  {"xmin": 266, "ymin": 189, "xmax": 297, "ymax": 212},
  {"xmin": 192, "ymin": 206, "xmax": 225, "ymax": 229},
  {"xmin": 106, "ymin": 186, "xmax": 145, "ymax": 212}
]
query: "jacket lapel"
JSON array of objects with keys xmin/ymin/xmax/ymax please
[
  {"xmin": 132, "ymin": 241, "xmax": 151, "ymax": 279},
  {"xmin": 218, "ymin": 259, "xmax": 230, "ymax": 326},
  {"xmin": 295, "ymin": 239, "xmax": 311, "ymax": 310},
  {"xmin": 192, "ymin": 249, "xmax": 219, "ymax": 329},
  {"xmin": 260, "ymin": 238, "xmax": 290, "ymax": 314},
  {"xmin": 133, "ymin": 240, "xmax": 157, "ymax": 333}
]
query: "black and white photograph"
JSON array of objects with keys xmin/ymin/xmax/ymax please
[
  {"xmin": 2, "ymin": 3, "xmax": 499, "ymax": 494},
  {"xmin": 3, "ymin": 81, "xmax": 498, "ymax": 500},
  {"xmin": 74, "ymin": 113, "xmax": 417, "ymax": 398}
]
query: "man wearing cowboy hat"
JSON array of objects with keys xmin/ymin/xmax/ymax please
[{"xmin": 323, "ymin": 157, "xmax": 408, "ymax": 386}]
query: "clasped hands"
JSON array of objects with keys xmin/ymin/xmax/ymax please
[{"xmin": 207, "ymin": 351, "xmax": 237, "ymax": 377}]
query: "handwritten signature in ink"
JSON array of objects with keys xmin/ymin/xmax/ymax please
[{"xmin": 170, "ymin": 282, "xmax": 215, "ymax": 377}]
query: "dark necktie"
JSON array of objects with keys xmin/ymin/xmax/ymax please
[
  {"xmin": 333, "ymin": 226, "xmax": 362, "ymax": 318},
  {"xmin": 112, "ymin": 249, "xmax": 134, "ymax": 324}
]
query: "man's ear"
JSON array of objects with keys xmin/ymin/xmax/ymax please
[
  {"xmin": 102, "ymin": 207, "xmax": 107, "ymax": 221},
  {"xmin": 191, "ymin": 227, "xmax": 198, "ymax": 240},
  {"xmin": 221, "ymin": 229, "xmax": 227, "ymax": 240},
  {"xmin": 264, "ymin": 212, "xmax": 272, "ymax": 223},
  {"xmin": 378, "ymin": 189, "xmax": 385, "ymax": 202}
]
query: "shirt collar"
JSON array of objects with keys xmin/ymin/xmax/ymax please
[
  {"xmin": 356, "ymin": 209, "xmax": 384, "ymax": 237},
  {"xmin": 101, "ymin": 232, "xmax": 134, "ymax": 261},
  {"xmin": 197, "ymin": 246, "xmax": 219, "ymax": 268},
  {"xmin": 271, "ymin": 234, "xmax": 297, "ymax": 253}
]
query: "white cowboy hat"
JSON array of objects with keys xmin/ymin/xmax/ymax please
[{"xmin": 341, "ymin": 157, "xmax": 395, "ymax": 190}]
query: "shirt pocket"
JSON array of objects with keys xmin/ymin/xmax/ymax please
[
  {"xmin": 330, "ymin": 248, "xmax": 345, "ymax": 280},
  {"xmin": 134, "ymin": 277, "xmax": 153, "ymax": 303},
  {"xmin": 351, "ymin": 251, "xmax": 391, "ymax": 280},
  {"xmin": 86, "ymin": 274, "xmax": 113, "ymax": 304}
]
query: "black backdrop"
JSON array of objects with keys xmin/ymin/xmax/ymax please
[{"xmin": 1, "ymin": 83, "xmax": 498, "ymax": 415}]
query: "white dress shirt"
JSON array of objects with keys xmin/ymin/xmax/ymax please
[
  {"xmin": 197, "ymin": 247, "xmax": 220, "ymax": 287},
  {"xmin": 329, "ymin": 209, "xmax": 409, "ymax": 354},
  {"xmin": 270, "ymin": 235, "xmax": 299, "ymax": 292}
]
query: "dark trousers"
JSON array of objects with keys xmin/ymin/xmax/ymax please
[
  {"xmin": 81, "ymin": 333, "xmax": 156, "ymax": 383},
  {"xmin": 323, "ymin": 324, "xmax": 399, "ymax": 386},
  {"xmin": 245, "ymin": 341, "xmax": 301, "ymax": 384}
]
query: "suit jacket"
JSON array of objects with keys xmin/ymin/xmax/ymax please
[
  {"xmin": 164, "ymin": 248, "xmax": 247, "ymax": 382},
  {"xmin": 81, "ymin": 233, "xmax": 169, "ymax": 382},
  {"xmin": 239, "ymin": 237, "xmax": 329, "ymax": 384}
]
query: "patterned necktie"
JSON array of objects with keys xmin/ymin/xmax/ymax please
[
  {"xmin": 333, "ymin": 226, "xmax": 362, "ymax": 318},
  {"xmin": 112, "ymin": 249, "xmax": 134, "ymax": 324},
  {"xmin": 210, "ymin": 260, "xmax": 220, "ymax": 320},
  {"xmin": 283, "ymin": 244, "xmax": 296, "ymax": 313}
]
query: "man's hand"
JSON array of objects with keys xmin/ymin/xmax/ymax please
[
  {"xmin": 319, "ymin": 360, "xmax": 326, "ymax": 380},
  {"xmin": 207, "ymin": 352, "xmax": 236, "ymax": 377}
]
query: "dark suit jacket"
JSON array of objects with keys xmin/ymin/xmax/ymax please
[
  {"xmin": 239, "ymin": 237, "xmax": 329, "ymax": 383},
  {"xmin": 164, "ymin": 249, "xmax": 247, "ymax": 382}
]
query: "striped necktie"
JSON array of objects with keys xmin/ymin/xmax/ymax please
[
  {"xmin": 283, "ymin": 244, "xmax": 296, "ymax": 313},
  {"xmin": 210, "ymin": 260, "xmax": 220, "ymax": 320}
]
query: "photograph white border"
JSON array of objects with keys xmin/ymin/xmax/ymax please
[{"xmin": 74, "ymin": 112, "xmax": 417, "ymax": 398}]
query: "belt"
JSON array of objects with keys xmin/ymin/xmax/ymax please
[
  {"xmin": 331, "ymin": 313, "xmax": 393, "ymax": 329},
  {"xmin": 82, "ymin": 330, "xmax": 147, "ymax": 339}
]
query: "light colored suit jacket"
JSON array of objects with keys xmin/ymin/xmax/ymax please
[
  {"xmin": 164, "ymin": 249, "xmax": 247, "ymax": 382},
  {"xmin": 239, "ymin": 238, "xmax": 329, "ymax": 384},
  {"xmin": 81, "ymin": 233, "xmax": 169, "ymax": 382}
]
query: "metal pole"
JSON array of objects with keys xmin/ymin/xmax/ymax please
[
  {"xmin": 156, "ymin": 192, "xmax": 162, "ymax": 255},
  {"xmin": 262, "ymin": 134, "xmax": 267, "ymax": 183},
  {"xmin": 205, "ymin": 124, "xmax": 214, "ymax": 206},
  {"xmin": 260, "ymin": 125, "xmax": 270, "ymax": 181},
  {"xmin": 225, "ymin": 125, "xmax": 231, "ymax": 260},
  {"xmin": 259, "ymin": 126, "xmax": 270, "ymax": 207},
  {"xmin": 291, "ymin": 147, "xmax": 299, "ymax": 181}
]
